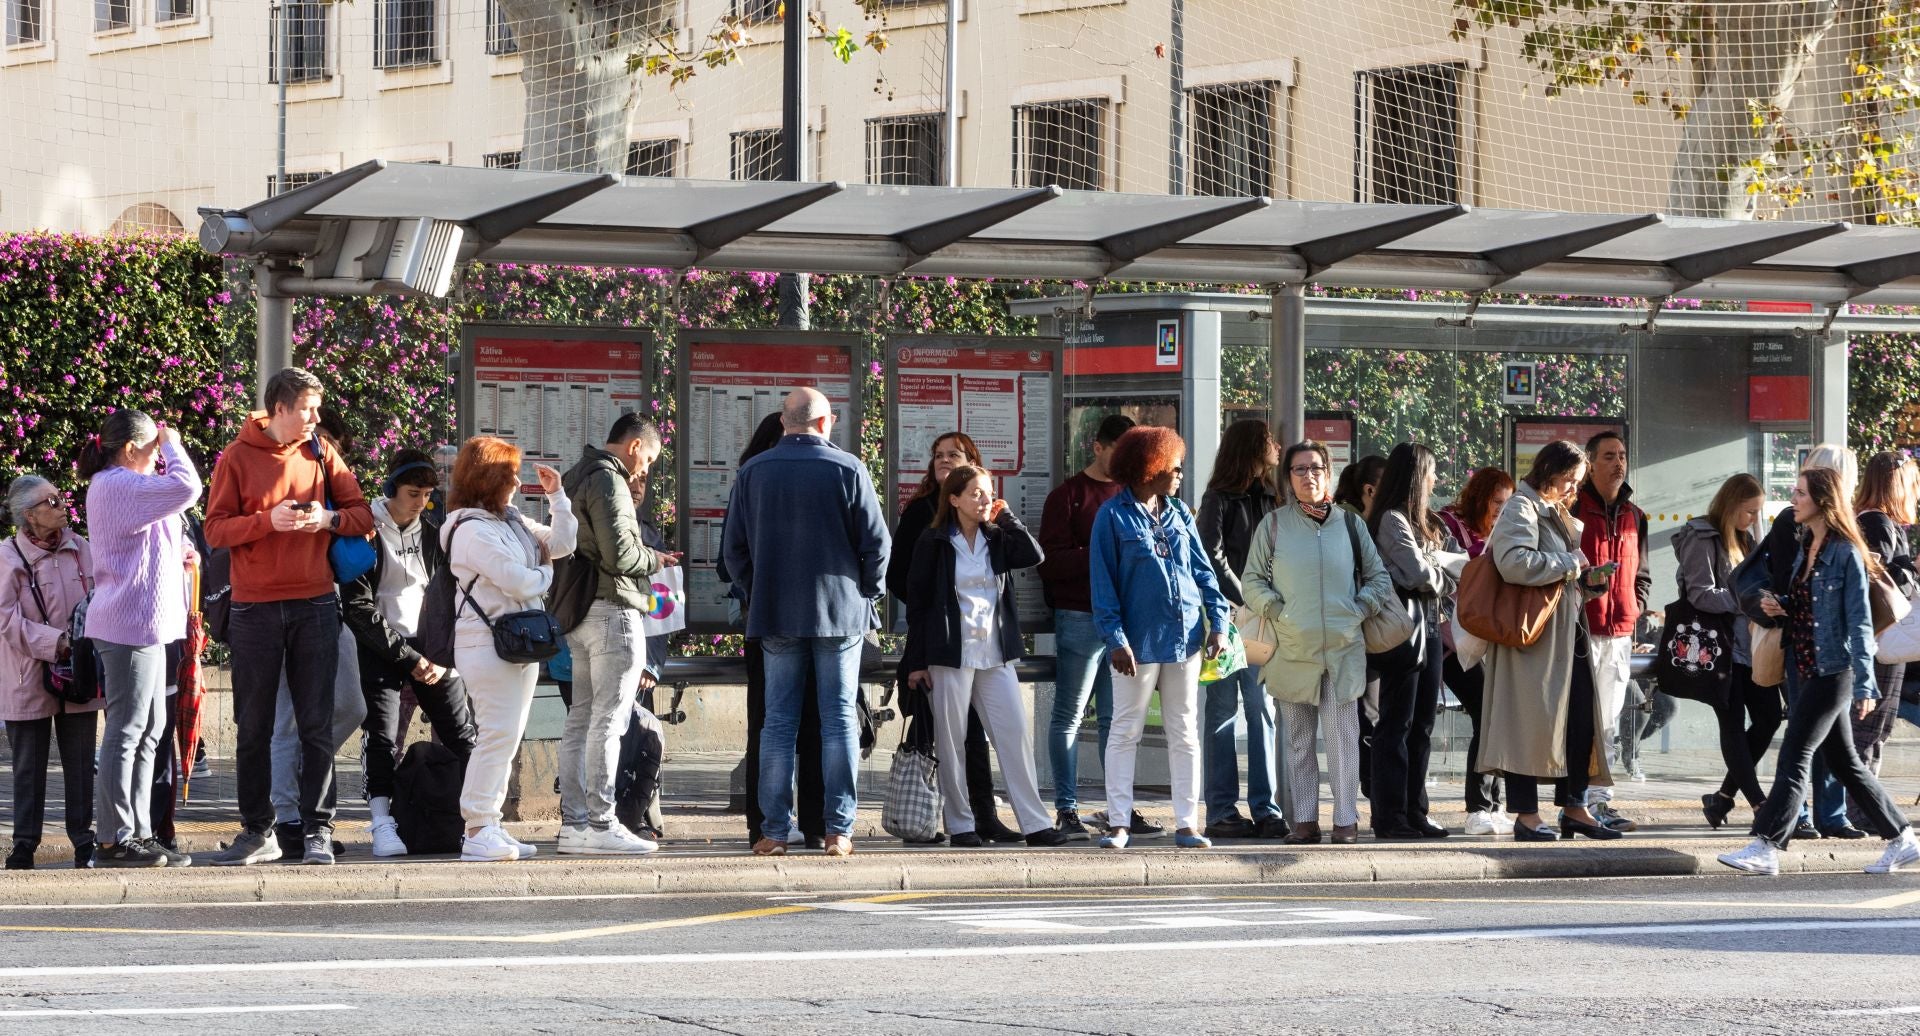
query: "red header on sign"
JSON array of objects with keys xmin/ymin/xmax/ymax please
[
  {"xmin": 896, "ymin": 346, "xmax": 1052, "ymax": 372},
  {"xmin": 690, "ymin": 344, "xmax": 851, "ymax": 377},
  {"xmin": 1515, "ymin": 420, "xmax": 1624, "ymax": 446},
  {"xmin": 1062, "ymin": 345, "xmax": 1173, "ymax": 376},
  {"xmin": 1746, "ymin": 300, "xmax": 1815, "ymax": 314},
  {"xmin": 474, "ymin": 337, "xmax": 646, "ymax": 372}
]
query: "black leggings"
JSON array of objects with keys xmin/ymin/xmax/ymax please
[
  {"xmin": 1444, "ymin": 652, "xmax": 1500, "ymax": 813},
  {"xmin": 1712, "ymin": 663, "xmax": 1783, "ymax": 807},
  {"xmin": 1506, "ymin": 653, "xmax": 1597, "ymax": 814}
]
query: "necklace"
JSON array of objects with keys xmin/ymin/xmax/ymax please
[{"xmin": 1143, "ymin": 496, "xmax": 1174, "ymax": 558}]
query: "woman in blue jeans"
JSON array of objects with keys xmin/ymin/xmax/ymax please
[
  {"xmin": 1194, "ymin": 419, "xmax": 1283, "ymax": 840},
  {"xmin": 1719, "ymin": 469, "xmax": 1918, "ymax": 876}
]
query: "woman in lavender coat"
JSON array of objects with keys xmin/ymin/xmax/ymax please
[{"xmin": 81, "ymin": 410, "xmax": 200, "ymax": 868}]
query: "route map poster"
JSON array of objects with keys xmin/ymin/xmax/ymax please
[
  {"xmin": 886, "ymin": 338, "xmax": 1061, "ymax": 632},
  {"xmin": 460, "ymin": 325, "xmax": 650, "ymax": 523},
  {"xmin": 679, "ymin": 332, "xmax": 862, "ymax": 632}
]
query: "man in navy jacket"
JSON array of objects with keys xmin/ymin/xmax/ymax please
[{"xmin": 721, "ymin": 387, "xmax": 889, "ymax": 857}]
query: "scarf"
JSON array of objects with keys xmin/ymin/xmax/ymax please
[{"xmin": 1297, "ymin": 499, "xmax": 1331, "ymax": 523}]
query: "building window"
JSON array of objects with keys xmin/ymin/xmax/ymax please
[
  {"xmin": 1188, "ymin": 82, "xmax": 1278, "ymax": 198},
  {"xmin": 267, "ymin": 171, "xmax": 331, "ymax": 196},
  {"xmin": 733, "ymin": 0, "xmax": 780, "ymax": 22},
  {"xmin": 1356, "ymin": 64, "xmax": 1464, "ymax": 205},
  {"xmin": 1013, "ymin": 99, "xmax": 1107, "ymax": 191},
  {"xmin": 486, "ymin": 0, "xmax": 517, "ymax": 55},
  {"xmin": 730, "ymin": 129, "xmax": 785, "ymax": 182},
  {"xmin": 376, "ymin": 0, "xmax": 438, "ymax": 70},
  {"xmin": 155, "ymin": 0, "xmax": 194, "ymax": 23},
  {"xmin": 866, "ymin": 114, "xmax": 942, "ymax": 186},
  {"xmin": 484, "ymin": 150, "xmax": 522, "ymax": 170},
  {"xmin": 95, "ymin": 0, "xmax": 132, "ymax": 32},
  {"xmin": 269, "ymin": 1, "xmax": 330, "ymax": 84},
  {"xmin": 627, "ymin": 139, "xmax": 681, "ymax": 178},
  {"xmin": 5, "ymin": 0, "xmax": 44, "ymax": 44}
]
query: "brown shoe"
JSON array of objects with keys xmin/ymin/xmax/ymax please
[
  {"xmin": 1282, "ymin": 822, "xmax": 1322, "ymax": 845},
  {"xmin": 1329, "ymin": 824, "xmax": 1359, "ymax": 845},
  {"xmin": 751, "ymin": 837, "xmax": 787, "ymax": 856},
  {"xmin": 822, "ymin": 835, "xmax": 853, "ymax": 857}
]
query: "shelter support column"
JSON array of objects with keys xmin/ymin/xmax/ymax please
[
  {"xmin": 1270, "ymin": 283, "xmax": 1306, "ymax": 446},
  {"xmin": 1811, "ymin": 329, "xmax": 1848, "ymax": 449},
  {"xmin": 254, "ymin": 260, "xmax": 294, "ymax": 407}
]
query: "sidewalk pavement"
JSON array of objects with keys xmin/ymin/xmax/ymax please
[{"xmin": 4, "ymin": 744, "xmax": 1916, "ymax": 906}]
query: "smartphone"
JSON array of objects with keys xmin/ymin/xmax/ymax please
[{"xmin": 291, "ymin": 502, "xmax": 317, "ymax": 512}]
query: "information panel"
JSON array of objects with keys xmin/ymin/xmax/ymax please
[
  {"xmin": 458, "ymin": 325, "xmax": 651, "ymax": 522},
  {"xmin": 1508, "ymin": 416, "xmax": 1628, "ymax": 477},
  {"xmin": 886, "ymin": 337, "xmax": 1062, "ymax": 633},
  {"xmin": 678, "ymin": 332, "xmax": 864, "ymax": 633},
  {"xmin": 1306, "ymin": 410, "xmax": 1358, "ymax": 470}
]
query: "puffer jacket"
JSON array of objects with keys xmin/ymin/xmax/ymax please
[
  {"xmin": 0, "ymin": 530, "xmax": 100, "ymax": 722},
  {"xmin": 1240, "ymin": 504, "xmax": 1395, "ymax": 705}
]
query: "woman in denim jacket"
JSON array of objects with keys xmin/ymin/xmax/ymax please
[
  {"xmin": 1089, "ymin": 426, "xmax": 1231, "ymax": 850},
  {"xmin": 1719, "ymin": 468, "xmax": 1918, "ymax": 876}
]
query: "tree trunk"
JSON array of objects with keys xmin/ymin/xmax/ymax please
[
  {"xmin": 1666, "ymin": 1, "xmax": 1840, "ymax": 218},
  {"xmin": 498, "ymin": 0, "xmax": 671, "ymax": 175}
]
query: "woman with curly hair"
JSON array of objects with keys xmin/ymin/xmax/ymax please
[{"xmin": 1088, "ymin": 426, "xmax": 1230, "ymax": 849}]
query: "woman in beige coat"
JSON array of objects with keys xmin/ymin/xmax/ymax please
[
  {"xmin": 1242, "ymin": 441, "xmax": 1395, "ymax": 845},
  {"xmin": 1478, "ymin": 440, "xmax": 1619, "ymax": 841}
]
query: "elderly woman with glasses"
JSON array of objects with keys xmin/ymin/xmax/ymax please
[
  {"xmin": 1088, "ymin": 426, "xmax": 1230, "ymax": 849},
  {"xmin": 0, "ymin": 477, "xmax": 101, "ymax": 870},
  {"xmin": 1241, "ymin": 440, "xmax": 1396, "ymax": 845}
]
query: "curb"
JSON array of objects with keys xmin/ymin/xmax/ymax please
[{"xmin": 0, "ymin": 840, "xmax": 1893, "ymax": 907}]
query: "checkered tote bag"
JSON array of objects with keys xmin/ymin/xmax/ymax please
[{"xmin": 882, "ymin": 740, "xmax": 942, "ymax": 843}]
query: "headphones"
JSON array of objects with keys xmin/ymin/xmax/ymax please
[{"xmin": 382, "ymin": 461, "xmax": 437, "ymax": 499}]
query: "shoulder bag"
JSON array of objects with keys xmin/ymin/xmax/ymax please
[
  {"xmin": 1651, "ymin": 597, "xmax": 1735, "ymax": 707},
  {"xmin": 1232, "ymin": 513, "xmax": 1281, "ymax": 666},
  {"xmin": 311, "ymin": 433, "xmax": 379, "ymax": 585},
  {"xmin": 8, "ymin": 541, "xmax": 99, "ymax": 706},
  {"xmin": 1347, "ymin": 511, "xmax": 1419, "ymax": 663},
  {"xmin": 1455, "ymin": 551, "xmax": 1564, "ymax": 650},
  {"xmin": 457, "ymin": 518, "xmax": 563, "ymax": 665}
]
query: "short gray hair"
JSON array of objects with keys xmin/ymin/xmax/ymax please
[
  {"xmin": 4, "ymin": 475, "xmax": 52, "ymax": 530},
  {"xmin": 781, "ymin": 388, "xmax": 830, "ymax": 433}
]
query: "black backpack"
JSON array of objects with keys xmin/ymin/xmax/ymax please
[
  {"xmin": 416, "ymin": 516, "xmax": 477, "ymax": 669},
  {"xmin": 392, "ymin": 741, "xmax": 466, "ymax": 855}
]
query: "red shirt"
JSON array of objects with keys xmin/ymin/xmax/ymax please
[{"xmin": 1036, "ymin": 472, "xmax": 1126, "ymax": 612}]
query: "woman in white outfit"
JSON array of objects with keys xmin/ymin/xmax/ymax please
[
  {"xmin": 903, "ymin": 466, "xmax": 1070, "ymax": 848},
  {"xmin": 442, "ymin": 436, "xmax": 575, "ymax": 863}
]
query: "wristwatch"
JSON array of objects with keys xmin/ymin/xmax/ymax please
[{"xmin": 328, "ymin": 510, "xmax": 342, "ymax": 531}]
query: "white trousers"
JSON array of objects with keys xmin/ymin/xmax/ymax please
[
  {"xmin": 456, "ymin": 643, "xmax": 538, "ymax": 829},
  {"xmin": 1587, "ymin": 634, "xmax": 1634, "ymax": 805},
  {"xmin": 929, "ymin": 664, "xmax": 1049, "ymax": 837},
  {"xmin": 1104, "ymin": 651, "xmax": 1202, "ymax": 832}
]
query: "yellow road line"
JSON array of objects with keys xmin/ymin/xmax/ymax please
[
  {"xmin": 514, "ymin": 905, "xmax": 813, "ymax": 943},
  {"xmin": 1850, "ymin": 889, "xmax": 1920, "ymax": 910},
  {"xmin": 871, "ymin": 889, "xmax": 1920, "ymax": 912}
]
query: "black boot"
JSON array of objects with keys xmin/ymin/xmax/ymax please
[
  {"xmin": 5, "ymin": 845, "xmax": 32, "ymax": 871},
  {"xmin": 975, "ymin": 810, "xmax": 1023, "ymax": 844},
  {"xmin": 274, "ymin": 822, "xmax": 305, "ymax": 860}
]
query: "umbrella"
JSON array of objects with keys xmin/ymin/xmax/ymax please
[{"xmin": 176, "ymin": 564, "xmax": 208, "ymax": 802}]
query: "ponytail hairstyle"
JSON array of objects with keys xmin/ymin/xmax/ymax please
[
  {"xmin": 77, "ymin": 409, "xmax": 158, "ymax": 481},
  {"xmin": 931, "ymin": 465, "xmax": 989, "ymax": 531},
  {"xmin": 1801, "ymin": 467, "xmax": 1886, "ymax": 580},
  {"xmin": 1705, "ymin": 473, "xmax": 1763, "ymax": 567}
]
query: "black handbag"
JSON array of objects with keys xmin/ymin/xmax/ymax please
[
  {"xmin": 1651, "ymin": 598, "xmax": 1736, "ymax": 707},
  {"xmin": 460, "ymin": 580, "xmax": 563, "ymax": 665},
  {"xmin": 9, "ymin": 540, "xmax": 100, "ymax": 706}
]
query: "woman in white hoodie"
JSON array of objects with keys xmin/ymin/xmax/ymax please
[{"xmin": 442, "ymin": 436, "xmax": 575, "ymax": 862}]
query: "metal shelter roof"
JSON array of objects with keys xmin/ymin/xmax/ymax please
[{"xmin": 198, "ymin": 160, "xmax": 1920, "ymax": 305}]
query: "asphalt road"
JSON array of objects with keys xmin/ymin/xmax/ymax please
[{"xmin": 0, "ymin": 873, "xmax": 1916, "ymax": 1034}]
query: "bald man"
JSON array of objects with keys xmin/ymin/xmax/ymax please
[{"xmin": 721, "ymin": 387, "xmax": 890, "ymax": 857}]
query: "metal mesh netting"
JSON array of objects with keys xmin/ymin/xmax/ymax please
[{"xmin": 5, "ymin": 1, "xmax": 1920, "ymax": 236}]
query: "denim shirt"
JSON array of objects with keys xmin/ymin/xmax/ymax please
[
  {"xmin": 1088, "ymin": 487, "xmax": 1230, "ymax": 664},
  {"xmin": 1787, "ymin": 533, "xmax": 1879, "ymax": 701}
]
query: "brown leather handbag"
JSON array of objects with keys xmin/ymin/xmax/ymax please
[{"xmin": 1454, "ymin": 551, "xmax": 1565, "ymax": 649}]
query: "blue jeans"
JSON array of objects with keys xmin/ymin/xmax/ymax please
[
  {"xmin": 1783, "ymin": 670, "xmax": 1849, "ymax": 830},
  {"xmin": 758, "ymin": 634, "xmax": 861, "ymax": 840},
  {"xmin": 1202, "ymin": 666, "xmax": 1280, "ymax": 823},
  {"xmin": 1048, "ymin": 609, "xmax": 1113, "ymax": 812}
]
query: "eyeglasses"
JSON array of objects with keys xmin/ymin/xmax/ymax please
[
  {"xmin": 28, "ymin": 495, "xmax": 62, "ymax": 511},
  {"xmin": 1290, "ymin": 464, "xmax": 1330, "ymax": 478}
]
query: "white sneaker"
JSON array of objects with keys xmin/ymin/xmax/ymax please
[
  {"xmin": 558, "ymin": 823, "xmax": 658, "ymax": 856},
  {"xmin": 1463, "ymin": 811, "xmax": 1498, "ymax": 835},
  {"xmin": 1097, "ymin": 828, "xmax": 1129, "ymax": 850},
  {"xmin": 460, "ymin": 826, "xmax": 520, "ymax": 862},
  {"xmin": 1717, "ymin": 838, "xmax": 1780, "ymax": 876},
  {"xmin": 506, "ymin": 831, "xmax": 537, "ymax": 860},
  {"xmin": 370, "ymin": 818, "xmax": 407, "ymax": 858},
  {"xmin": 1866, "ymin": 829, "xmax": 1920, "ymax": 874},
  {"xmin": 1490, "ymin": 812, "xmax": 1515, "ymax": 835}
]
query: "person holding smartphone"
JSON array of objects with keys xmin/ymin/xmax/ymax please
[
  {"xmin": 1088, "ymin": 427, "xmax": 1231, "ymax": 849},
  {"xmin": 902, "ymin": 466, "xmax": 1067, "ymax": 848}
]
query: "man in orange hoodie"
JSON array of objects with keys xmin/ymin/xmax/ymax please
[{"xmin": 202, "ymin": 368, "xmax": 374, "ymax": 866}]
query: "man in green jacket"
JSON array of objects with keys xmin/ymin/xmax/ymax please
[{"xmin": 555, "ymin": 414, "xmax": 677, "ymax": 855}]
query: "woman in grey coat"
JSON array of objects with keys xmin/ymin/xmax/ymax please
[{"xmin": 1478, "ymin": 440, "xmax": 1619, "ymax": 841}]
